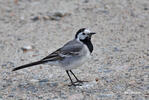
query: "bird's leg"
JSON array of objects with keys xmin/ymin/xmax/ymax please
[
  {"xmin": 66, "ymin": 70, "xmax": 73, "ymax": 84},
  {"xmin": 69, "ymin": 70, "xmax": 88, "ymax": 83},
  {"xmin": 66, "ymin": 70, "xmax": 79, "ymax": 86}
]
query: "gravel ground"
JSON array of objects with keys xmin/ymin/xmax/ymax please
[{"xmin": 0, "ymin": 0, "xmax": 149, "ymax": 100}]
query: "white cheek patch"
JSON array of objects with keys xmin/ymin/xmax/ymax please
[
  {"xmin": 79, "ymin": 33, "xmax": 86, "ymax": 40},
  {"xmin": 77, "ymin": 32, "xmax": 86, "ymax": 40}
]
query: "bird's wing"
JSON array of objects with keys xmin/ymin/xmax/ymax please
[{"xmin": 41, "ymin": 40, "xmax": 83, "ymax": 62}]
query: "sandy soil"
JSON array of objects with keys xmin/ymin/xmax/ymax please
[{"xmin": 0, "ymin": 0, "xmax": 149, "ymax": 100}]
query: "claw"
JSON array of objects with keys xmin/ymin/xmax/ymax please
[
  {"xmin": 68, "ymin": 82, "xmax": 82, "ymax": 87},
  {"xmin": 74, "ymin": 80, "xmax": 88, "ymax": 83}
]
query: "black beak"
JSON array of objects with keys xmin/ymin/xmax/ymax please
[
  {"xmin": 90, "ymin": 32, "xmax": 96, "ymax": 35},
  {"xmin": 87, "ymin": 32, "xmax": 96, "ymax": 39}
]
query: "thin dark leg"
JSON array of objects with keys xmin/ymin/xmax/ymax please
[
  {"xmin": 69, "ymin": 70, "xmax": 88, "ymax": 83},
  {"xmin": 66, "ymin": 70, "xmax": 82, "ymax": 86},
  {"xmin": 69, "ymin": 70, "xmax": 80, "ymax": 81},
  {"xmin": 66, "ymin": 70, "xmax": 73, "ymax": 84}
]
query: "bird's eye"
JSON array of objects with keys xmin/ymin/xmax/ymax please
[{"xmin": 82, "ymin": 33, "xmax": 85, "ymax": 35}]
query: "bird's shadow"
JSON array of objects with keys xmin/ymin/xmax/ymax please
[
  {"xmin": 16, "ymin": 78, "xmax": 98, "ymax": 94},
  {"xmin": 16, "ymin": 78, "xmax": 78, "ymax": 93}
]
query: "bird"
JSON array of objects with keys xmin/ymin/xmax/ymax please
[{"xmin": 12, "ymin": 28, "xmax": 96, "ymax": 86}]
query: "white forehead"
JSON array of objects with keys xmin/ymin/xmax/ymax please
[{"xmin": 84, "ymin": 29, "xmax": 91, "ymax": 33}]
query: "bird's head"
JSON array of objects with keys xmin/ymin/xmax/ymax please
[{"xmin": 75, "ymin": 28, "xmax": 96, "ymax": 41}]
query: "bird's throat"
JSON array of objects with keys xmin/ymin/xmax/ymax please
[{"xmin": 80, "ymin": 38, "xmax": 93, "ymax": 53}]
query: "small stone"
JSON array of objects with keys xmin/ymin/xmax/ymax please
[
  {"xmin": 144, "ymin": 7, "xmax": 148, "ymax": 10},
  {"xmin": 49, "ymin": 82, "xmax": 58, "ymax": 87},
  {"xmin": 54, "ymin": 12, "xmax": 64, "ymax": 17},
  {"xmin": 105, "ymin": 78, "xmax": 113, "ymax": 83},
  {"xmin": 31, "ymin": 16, "xmax": 40, "ymax": 21},
  {"xmin": 50, "ymin": 16, "xmax": 61, "ymax": 21},
  {"xmin": 8, "ymin": 94, "xmax": 14, "ymax": 97},
  {"xmin": 84, "ymin": 0, "xmax": 89, "ymax": 3},
  {"xmin": 43, "ymin": 16, "xmax": 50, "ymax": 20},
  {"xmin": 30, "ymin": 79, "xmax": 39, "ymax": 84},
  {"xmin": 113, "ymin": 47, "xmax": 120, "ymax": 52},
  {"xmin": 95, "ymin": 78, "xmax": 99, "ymax": 82},
  {"xmin": 26, "ymin": 85, "xmax": 38, "ymax": 93},
  {"xmin": 38, "ymin": 96, "xmax": 43, "ymax": 99},
  {"xmin": 39, "ymin": 79, "xmax": 49, "ymax": 83},
  {"xmin": 39, "ymin": 79, "xmax": 49, "ymax": 86},
  {"xmin": 14, "ymin": 0, "xmax": 18, "ymax": 4},
  {"xmin": 17, "ymin": 38, "xmax": 22, "ymax": 41},
  {"xmin": 47, "ymin": 12, "xmax": 71, "ymax": 21},
  {"xmin": 21, "ymin": 45, "xmax": 33, "ymax": 52},
  {"xmin": 139, "ymin": 25, "xmax": 144, "ymax": 28}
]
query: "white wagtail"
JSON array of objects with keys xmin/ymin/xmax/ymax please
[{"xmin": 13, "ymin": 28, "xmax": 96, "ymax": 86}]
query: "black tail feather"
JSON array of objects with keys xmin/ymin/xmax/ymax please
[{"xmin": 12, "ymin": 60, "xmax": 46, "ymax": 71}]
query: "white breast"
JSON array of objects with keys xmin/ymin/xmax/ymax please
[
  {"xmin": 72, "ymin": 44, "xmax": 91, "ymax": 67},
  {"xmin": 61, "ymin": 44, "xmax": 91, "ymax": 70}
]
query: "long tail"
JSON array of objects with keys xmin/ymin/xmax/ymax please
[{"xmin": 12, "ymin": 60, "xmax": 46, "ymax": 71}]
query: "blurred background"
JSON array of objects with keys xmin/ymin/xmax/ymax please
[{"xmin": 0, "ymin": 0, "xmax": 149, "ymax": 100}]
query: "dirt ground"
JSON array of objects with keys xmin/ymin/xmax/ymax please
[{"xmin": 0, "ymin": 0, "xmax": 149, "ymax": 100}]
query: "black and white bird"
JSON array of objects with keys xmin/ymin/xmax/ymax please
[{"xmin": 13, "ymin": 28, "xmax": 96, "ymax": 86}]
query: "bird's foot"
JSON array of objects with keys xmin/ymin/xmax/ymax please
[
  {"xmin": 74, "ymin": 80, "xmax": 88, "ymax": 84},
  {"xmin": 68, "ymin": 82, "xmax": 82, "ymax": 87}
]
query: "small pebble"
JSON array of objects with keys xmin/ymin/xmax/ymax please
[
  {"xmin": 139, "ymin": 25, "xmax": 144, "ymax": 28},
  {"xmin": 53, "ymin": 12, "xmax": 64, "ymax": 17},
  {"xmin": 26, "ymin": 85, "xmax": 38, "ymax": 93},
  {"xmin": 14, "ymin": 0, "xmax": 18, "ymax": 4},
  {"xmin": 113, "ymin": 47, "xmax": 120, "ymax": 52},
  {"xmin": 95, "ymin": 78, "xmax": 99, "ymax": 82},
  {"xmin": 47, "ymin": 12, "xmax": 71, "ymax": 21},
  {"xmin": 43, "ymin": 16, "xmax": 50, "ymax": 20},
  {"xmin": 21, "ymin": 45, "xmax": 33, "ymax": 52},
  {"xmin": 144, "ymin": 7, "xmax": 148, "ymax": 10},
  {"xmin": 30, "ymin": 79, "xmax": 39, "ymax": 84},
  {"xmin": 49, "ymin": 16, "xmax": 61, "ymax": 21},
  {"xmin": 8, "ymin": 94, "xmax": 14, "ymax": 97},
  {"xmin": 84, "ymin": 0, "xmax": 89, "ymax": 3},
  {"xmin": 37, "ymin": 96, "xmax": 43, "ymax": 99},
  {"xmin": 49, "ymin": 82, "xmax": 58, "ymax": 87},
  {"xmin": 39, "ymin": 79, "xmax": 49, "ymax": 83},
  {"xmin": 31, "ymin": 16, "xmax": 40, "ymax": 21}
]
